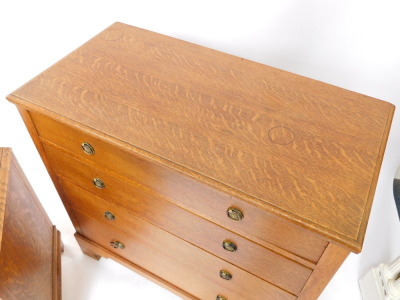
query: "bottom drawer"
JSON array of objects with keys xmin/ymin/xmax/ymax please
[{"xmin": 73, "ymin": 209, "xmax": 296, "ymax": 300}]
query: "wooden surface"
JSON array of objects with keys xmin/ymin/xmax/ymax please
[
  {"xmin": 74, "ymin": 209, "xmax": 296, "ymax": 300},
  {"xmin": 74, "ymin": 233, "xmax": 198, "ymax": 300},
  {"xmin": 5, "ymin": 22, "xmax": 396, "ymax": 300},
  {"xmin": 297, "ymin": 243, "xmax": 350, "ymax": 300},
  {"xmin": 7, "ymin": 22, "xmax": 394, "ymax": 251},
  {"xmin": 0, "ymin": 148, "xmax": 7, "ymax": 250},
  {"xmin": 0, "ymin": 148, "xmax": 61, "ymax": 300},
  {"xmin": 30, "ymin": 113, "xmax": 327, "ymax": 262},
  {"xmin": 38, "ymin": 125, "xmax": 327, "ymax": 263},
  {"xmin": 0, "ymin": 286, "xmax": 19, "ymax": 300},
  {"xmin": 52, "ymin": 227, "xmax": 62, "ymax": 300},
  {"xmin": 61, "ymin": 175, "xmax": 312, "ymax": 294},
  {"xmin": 16, "ymin": 106, "xmax": 84, "ymax": 236}
]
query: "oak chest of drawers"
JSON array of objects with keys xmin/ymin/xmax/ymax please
[
  {"xmin": 0, "ymin": 148, "xmax": 62, "ymax": 300},
  {"xmin": 7, "ymin": 22, "xmax": 394, "ymax": 299}
]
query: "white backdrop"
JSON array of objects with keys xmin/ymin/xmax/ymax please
[{"xmin": 1, "ymin": 1, "xmax": 400, "ymax": 299}]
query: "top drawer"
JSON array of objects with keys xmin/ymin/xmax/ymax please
[{"xmin": 30, "ymin": 111, "xmax": 328, "ymax": 262}]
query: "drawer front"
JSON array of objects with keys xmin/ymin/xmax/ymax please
[
  {"xmin": 72, "ymin": 208, "xmax": 296, "ymax": 300},
  {"xmin": 61, "ymin": 176, "xmax": 311, "ymax": 295},
  {"xmin": 32, "ymin": 111, "xmax": 328, "ymax": 262}
]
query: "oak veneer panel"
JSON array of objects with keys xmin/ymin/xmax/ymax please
[
  {"xmin": 74, "ymin": 209, "xmax": 296, "ymax": 300},
  {"xmin": 7, "ymin": 22, "xmax": 394, "ymax": 251},
  {"xmin": 74, "ymin": 233, "xmax": 197, "ymax": 300},
  {"xmin": 61, "ymin": 177, "xmax": 311, "ymax": 294},
  {"xmin": 0, "ymin": 148, "xmax": 61, "ymax": 300},
  {"xmin": 0, "ymin": 289, "xmax": 19, "ymax": 300},
  {"xmin": 42, "ymin": 140, "xmax": 326, "ymax": 263}
]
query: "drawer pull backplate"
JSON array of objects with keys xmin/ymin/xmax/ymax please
[
  {"xmin": 227, "ymin": 207, "xmax": 244, "ymax": 221},
  {"xmin": 222, "ymin": 240, "xmax": 237, "ymax": 252},
  {"xmin": 219, "ymin": 270, "xmax": 232, "ymax": 280},
  {"xmin": 81, "ymin": 142, "xmax": 95, "ymax": 155},
  {"xmin": 104, "ymin": 211, "xmax": 115, "ymax": 221},
  {"xmin": 110, "ymin": 241, "xmax": 125, "ymax": 249},
  {"xmin": 93, "ymin": 178, "xmax": 105, "ymax": 189}
]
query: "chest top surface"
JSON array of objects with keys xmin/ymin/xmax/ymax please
[{"xmin": 7, "ymin": 22, "xmax": 394, "ymax": 252}]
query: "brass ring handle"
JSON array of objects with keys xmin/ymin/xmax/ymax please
[
  {"xmin": 93, "ymin": 178, "xmax": 105, "ymax": 189},
  {"xmin": 226, "ymin": 207, "xmax": 244, "ymax": 221},
  {"xmin": 104, "ymin": 211, "xmax": 115, "ymax": 221},
  {"xmin": 216, "ymin": 296, "xmax": 227, "ymax": 300},
  {"xmin": 222, "ymin": 240, "xmax": 237, "ymax": 252},
  {"xmin": 110, "ymin": 241, "xmax": 125, "ymax": 249},
  {"xmin": 81, "ymin": 142, "xmax": 95, "ymax": 155},
  {"xmin": 219, "ymin": 270, "xmax": 232, "ymax": 280}
]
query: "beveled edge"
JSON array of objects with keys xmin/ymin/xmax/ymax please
[
  {"xmin": 52, "ymin": 226, "xmax": 62, "ymax": 300},
  {"xmin": 356, "ymin": 103, "xmax": 396, "ymax": 251},
  {"xmin": 0, "ymin": 148, "xmax": 12, "ymax": 252}
]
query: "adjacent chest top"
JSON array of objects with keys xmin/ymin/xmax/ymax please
[
  {"xmin": 0, "ymin": 148, "xmax": 10, "ymax": 250},
  {"xmin": 7, "ymin": 22, "xmax": 394, "ymax": 251},
  {"xmin": 0, "ymin": 149, "xmax": 4, "ymax": 249}
]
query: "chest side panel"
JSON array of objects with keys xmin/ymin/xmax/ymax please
[{"xmin": 0, "ymin": 152, "xmax": 54, "ymax": 300}]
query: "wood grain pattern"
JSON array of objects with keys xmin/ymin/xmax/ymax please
[
  {"xmin": 10, "ymin": 151, "xmax": 53, "ymax": 229},
  {"xmin": 0, "ymin": 148, "xmax": 7, "ymax": 250},
  {"xmin": 356, "ymin": 106, "xmax": 394, "ymax": 248},
  {"xmin": 297, "ymin": 243, "xmax": 349, "ymax": 299},
  {"xmin": 6, "ymin": 23, "xmax": 395, "ymax": 300},
  {"xmin": 52, "ymin": 227, "xmax": 62, "ymax": 300},
  {"xmin": 7, "ymin": 22, "xmax": 394, "ymax": 251},
  {"xmin": 0, "ymin": 285, "xmax": 19, "ymax": 300},
  {"xmin": 0, "ymin": 149, "xmax": 61, "ymax": 300},
  {"xmin": 75, "ymin": 233, "xmax": 198, "ymax": 300},
  {"xmin": 16, "ymin": 106, "xmax": 83, "ymax": 236},
  {"xmin": 43, "ymin": 141, "xmax": 327, "ymax": 263},
  {"xmin": 62, "ymin": 177, "xmax": 311, "ymax": 294},
  {"xmin": 74, "ymin": 209, "xmax": 296, "ymax": 300}
]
